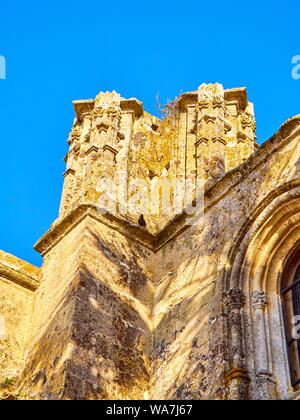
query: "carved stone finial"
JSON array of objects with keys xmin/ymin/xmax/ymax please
[
  {"xmin": 251, "ymin": 290, "xmax": 268, "ymax": 311},
  {"xmin": 224, "ymin": 288, "xmax": 246, "ymax": 312},
  {"xmin": 94, "ymin": 90, "xmax": 122, "ymax": 109}
]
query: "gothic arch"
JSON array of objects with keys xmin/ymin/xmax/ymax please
[{"xmin": 226, "ymin": 180, "xmax": 300, "ymax": 400}]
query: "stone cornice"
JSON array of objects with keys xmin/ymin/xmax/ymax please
[
  {"xmin": 177, "ymin": 92, "xmax": 198, "ymax": 110},
  {"xmin": 177, "ymin": 88, "xmax": 248, "ymax": 112},
  {"xmin": 34, "ymin": 115, "xmax": 300, "ymax": 257},
  {"xmin": 0, "ymin": 251, "xmax": 40, "ymax": 292},
  {"xmin": 34, "ymin": 200, "xmax": 208, "ymax": 256},
  {"xmin": 120, "ymin": 98, "xmax": 143, "ymax": 117},
  {"xmin": 73, "ymin": 99, "xmax": 95, "ymax": 121},
  {"xmin": 224, "ymin": 87, "xmax": 248, "ymax": 111},
  {"xmin": 0, "ymin": 264, "xmax": 39, "ymax": 291},
  {"xmin": 34, "ymin": 205, "xmax": 156, "ymax": 256}
]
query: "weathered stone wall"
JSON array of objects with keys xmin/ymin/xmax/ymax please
[
  {"xmin": 0, "ymin": 251, "xmax": 39, "ymax": 390},
  {"xmin": 17, "ymin": 219, "xmax": 87, "ymax": 399},
  {"xmin": 148, "ymin": 115, "xmax": 300, "ymax": 400},
  {"xmin": 151, "ymin": 222, "xmax": 224, "ymax": 399},
  {"xmin": 1, "ymin": 85, "xmax": 300, "ymax": 400},
  {"xmin": 18, "ymin": 216, "xmax": 154, "ymax": 400}
]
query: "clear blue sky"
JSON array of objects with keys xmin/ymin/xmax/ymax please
[{"xmin": 0, "ymin": 0, "xmax": 299, "ymax": 267}]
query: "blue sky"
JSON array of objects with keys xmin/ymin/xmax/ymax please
[{"xmin": 0, "ymin": 0, "xmax": 299, "ymax": 266}]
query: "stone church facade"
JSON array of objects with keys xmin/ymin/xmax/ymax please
[{"xmin": 0, "ymin": 84, "xmax": 299, "ymax": 400}]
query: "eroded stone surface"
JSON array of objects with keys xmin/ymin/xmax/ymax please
[{"xmin": 1, "ymin": 84, "xmax": 300, "ymax": 400}]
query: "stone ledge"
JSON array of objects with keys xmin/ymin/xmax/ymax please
[
  {"xmin": 224, "ymin": 87, "xmax": 248, "ymax": 111},
  {"xmin": 120, "ymin": 98, "xmax": 143, "ymax": 117},
  {"xmin": 0, "ymin": 250, "xmax": 40, "ymax": 291},
  {"xmin": 73, "ymin": 99, "xmax": 95, "ymax": 121},
  {"xmin": 34, "ymin": 205, "xmax": 156, "ymax": 256}
]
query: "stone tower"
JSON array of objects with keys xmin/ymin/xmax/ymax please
[
  {"xmin": 0, "ymin": 84, "xmax": 300, "ymax": 400},
  {"xmin": 59, "ymin": 84, "xmax": 257, "ymax": 232}
]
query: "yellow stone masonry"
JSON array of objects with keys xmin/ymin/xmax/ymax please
[{"xmin": 0, "ymin": 84, "xmax": 300, "ymax": 400}]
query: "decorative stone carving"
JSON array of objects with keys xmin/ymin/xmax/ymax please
[
  {"xmin": 84, "ymin": 130, "xmax": 91, "ymax": 142},
  {"xmin": 63, "ymin": 168, "xmax": 75, "ymax": 178},
  {"xmin": 67, "ymin": 124, "xmax": 82, "ymax": 145},
  {"xmin": 251, "ymin": 290, "xmax": 268, "ymax": 311},
  {"xmin": 195, "ymin": 137, "xmax": 209, "ymax": 147},
  {"xmin": 225, "ymin": 367, "xmax": 249, "ymax": 400},
  {"xmin": 73, "ymin": 142, "xmax": 81, "ymax": 154},
  {"xmin": 212, "ymin": 136, "xmax": 226, "ymax": 145},
  {"xmin": 197, "ymin": 98, "xmax": 209, "ymax": 110},
  {"xmin": 240, "ymin": 112, "xmax": 256, "ymax": 131},
  {"xmin": 224, "ymin": 288, "xmax": 246, "ymax": 312},
  {"xmin": 212, "ymin": 96, "xmax": 223, "ymax": 109},
  {"xmin": 85, "ymin": 146, "xmax": 99, "ymax": 156}
]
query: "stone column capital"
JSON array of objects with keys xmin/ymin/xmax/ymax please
[
  {"xmin": 251, "ymin": 290, "xmax": 268, "ymax": 311},
  {"xmin": 224, "ymin": 288, "xmax": 246, "ymax": 312}
]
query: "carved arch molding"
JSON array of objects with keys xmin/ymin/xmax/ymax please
[{"xmin": 225, "ymin": 181, "xmax": 300, "ymax": 400}]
